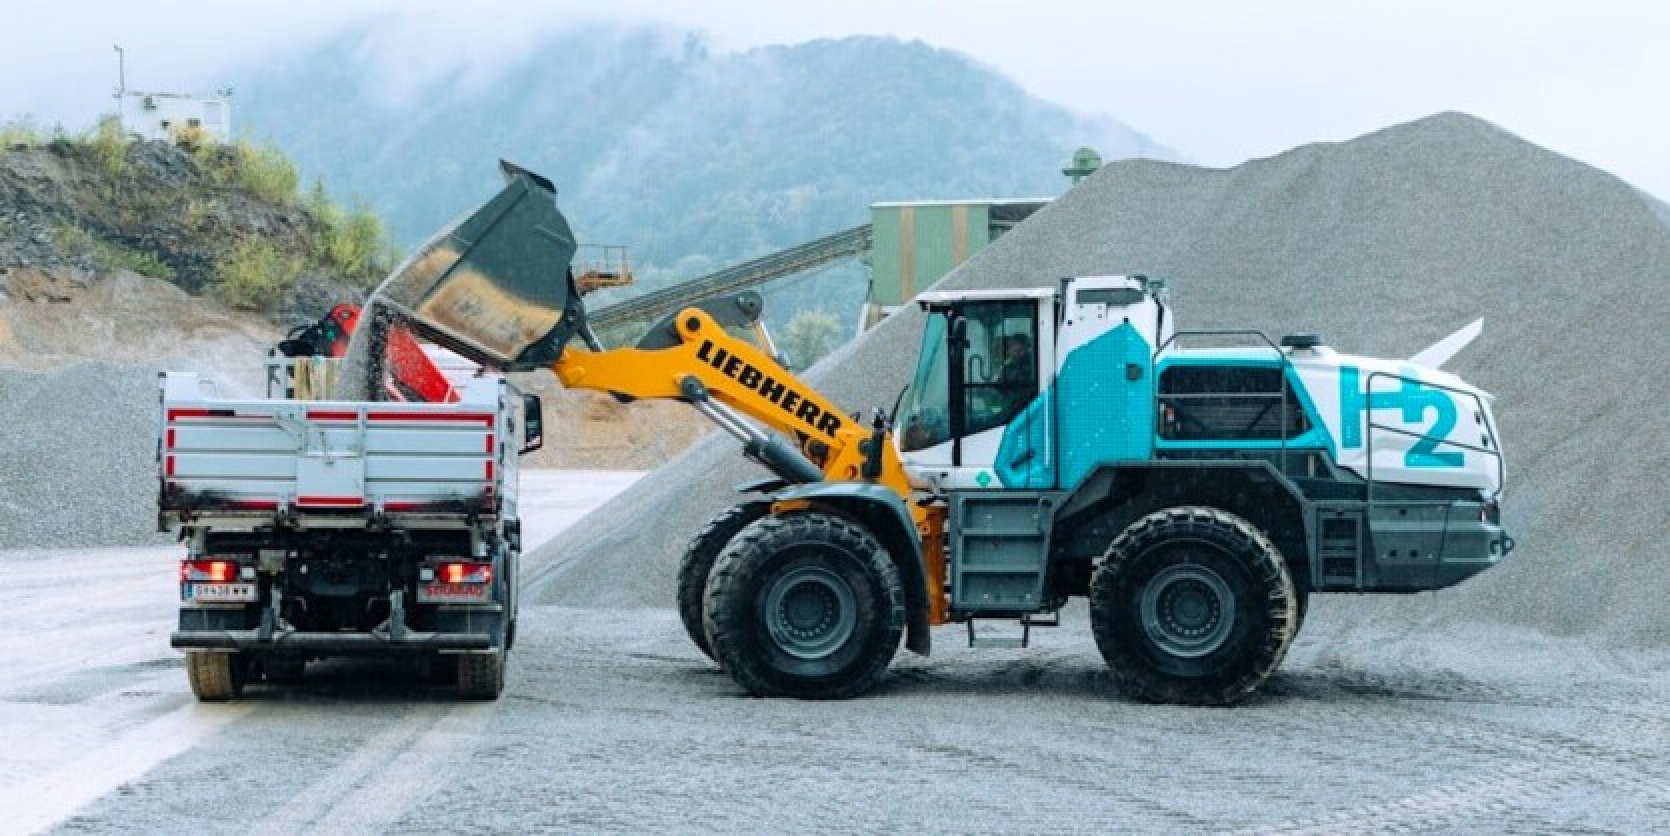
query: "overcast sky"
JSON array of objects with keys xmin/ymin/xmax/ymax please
[{"xmin": 4, "ymin": 0, "xmax": 1666, "ymax": 198}]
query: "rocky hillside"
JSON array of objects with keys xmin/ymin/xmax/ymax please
[{"xmin": 0, "ymin": 130, "xmax": 387, "ymax": 321}]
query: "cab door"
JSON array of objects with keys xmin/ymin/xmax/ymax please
[{"xmin": 897, "ymin": 297, "xmax": 1050, "ymax": 490}]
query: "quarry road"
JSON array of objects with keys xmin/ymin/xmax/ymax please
[
  {"xmin": 0, "ymin": 469, "xmax": 1664, "ymax": 834},
  {"xmin": 0, "ymin": 469, "xmax": 640, "ymax": 835}
]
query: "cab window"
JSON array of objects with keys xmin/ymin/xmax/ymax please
[
  {"xmin": 900, "ymin": 313, "xmax": 950, "ymax": 452},
  {"xmin": 961, "ymin": 301, "xmax": 1038, "ymax": 437}
]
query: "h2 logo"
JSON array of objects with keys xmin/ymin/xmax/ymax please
[{"xmin": 1339, "ymin": 366, "xmax": 1463, "ymax": 468}]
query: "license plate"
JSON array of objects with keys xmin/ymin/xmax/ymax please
[
  {"xmin": 419, "ymin": 582, "xmax": 490, "ymax": 603},
  {"xmin": 184, "ymin": 583, "xmax": 258, "ymax": 603}
]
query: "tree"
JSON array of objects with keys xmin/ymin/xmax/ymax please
[{"xmin": 779, "ymin": 309, "xmax": 844, "ymax": 370}]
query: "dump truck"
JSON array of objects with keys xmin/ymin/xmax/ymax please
[
  {"xmin": 160, "ymin": 267, "xmax": 550, "ymax": 703},
  {"xmin": 365, "ymin": 162, "xmax": 1514, "ymax": 705}
]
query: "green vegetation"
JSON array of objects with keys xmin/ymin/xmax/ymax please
[
  {"xmin": 50, "ymin": 223, "xmax": 176, "ymax": 281},
  {"xmin": 779, "ymin": 309, "xmax": 844, "ymax": 370},
  {"xmin": 1, "ymin": 116, "xmax": 48, "ymax": 150},
  {"xmin": 214, "ymin": 237, "xmax": 306, "ymax": 310},
  {"xmin": 88, "ymin": 116, "xmax": 128, "ymax": 177},
  {"xmin": 4, "ymin": 118, "xmax": 398, "ymax": 313},
  {"xmin": 308, "ymin": 182, "xmax": 395, "ymax": 286},
  {"xmin": 228, "ymin": 139, "xmax": 299, "ymax": 205}
]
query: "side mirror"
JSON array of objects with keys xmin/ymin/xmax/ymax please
[{"xmin": 520, "ymin": 393, "xmax": 544, "ymax": 454}]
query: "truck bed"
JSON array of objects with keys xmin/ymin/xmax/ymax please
[{"xmin": 159, "ymin": 371, "xmax": 510, "ymax": 523}]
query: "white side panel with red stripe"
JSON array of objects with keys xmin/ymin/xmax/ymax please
[{"xmin": 159, "ymin": 371, "xmax": 509, "ymax": 513}]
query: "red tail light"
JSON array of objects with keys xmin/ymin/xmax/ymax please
[
  {"xmin": 181, "ymin": 559, "xmax": 237, "ymax": 583},
  {"xmin": 439, "ymin": 562, "xmax": 493, "ymax": 584}
]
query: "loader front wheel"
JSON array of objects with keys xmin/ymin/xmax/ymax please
[
  {"xmin": 186, "ymin": 651, "xmax": 246, "ymax": 701},
  {"xmin": 704, "ymin": 511, "xmax": 903, "ymax": 699},
  {"xmin": 677, "ymin": 501, "xmax": 772, "ymax": 660},
  {"xmin": 1090, "ymin": 506, "xmax": 1297, "ymax": 706}
]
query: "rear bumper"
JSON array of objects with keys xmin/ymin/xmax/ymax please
[
  {"xmin": 172, "ymin": 629, "xmax": 492, "ymax": 654},
  {"xmin": 173, "ymin": 605, "xmax": 506, "ymax": 655}
]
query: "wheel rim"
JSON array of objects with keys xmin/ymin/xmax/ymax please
[
  {"xmin": 763, "ymin": 565, "xmax": 857, "ymax": 661},
  {"xmin": 1140, "ymin": 563, "xmax": 1235, "ymax": 659}
]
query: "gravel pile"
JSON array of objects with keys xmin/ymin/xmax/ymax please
[
  {"xmin": 535, "ymin": 112, "xmax": 1670, "ymax": 648},
  {"xmin": 0, "ymin": 361, "xmax": 170, "ymax": 548}
]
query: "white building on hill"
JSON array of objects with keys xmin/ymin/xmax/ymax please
[{"xmin": 116, "ymin": 91, "xmax": 232, "ymax": 144}]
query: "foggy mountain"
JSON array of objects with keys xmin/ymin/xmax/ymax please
[{"xmin": 233, "ymin": 27, "xmax": 1172, "ymax": 284}]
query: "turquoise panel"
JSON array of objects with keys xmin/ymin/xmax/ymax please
[
  {"xmin": 997, "ymin": 322, "xmax": 1154, "ymax": 491},
  {"xmin": 994, "ymin": 391, "xmax": 1053, "ymax": 488}
]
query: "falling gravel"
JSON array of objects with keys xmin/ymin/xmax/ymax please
[{"xmin": 535, "ymin": 112, "xmax": 1670, "ymax": 650}]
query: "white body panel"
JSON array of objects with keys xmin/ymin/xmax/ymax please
[
  {"xmin": 1055, "ymin": 275, "xmax": 1172, "ymax": 360},
  {"xmin": 159, "ymin": 372, "xmax": 519, "ymax": 519},
  {"xmin": 1289, "ymin": 347, "xmax": 1504, "ymax": 494}
]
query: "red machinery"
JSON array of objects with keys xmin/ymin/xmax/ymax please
[{"xmin": 277, "ymin": 303, "xmax": 460, "ymax": 403}]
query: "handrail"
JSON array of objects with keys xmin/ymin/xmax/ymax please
[{"xmin": 1362, "ymin": 370, "xmax": 1504, "ymax": 504}]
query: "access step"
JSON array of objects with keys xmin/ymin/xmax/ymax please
[{"xmin": 963, "ymin": 612, "xmax": 1060, "ymax": 649}]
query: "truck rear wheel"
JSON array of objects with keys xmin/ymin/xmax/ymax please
[
  {"xmin": 1090, "ymin": 506, "xmax": 1297, "ymax": 706},
  {"xmin": 704, "ymin": 511, "xmax": 904, "ymax": 699},
  {"xmin": 457, "ymin": 650, "xmax": 501, "ymax": 697},
  {"xmin": 456, "ymin": 652, "xmax": 505, "ymax": 700},
  {"xmin": 186, "ymin": 651, "xmax": 246, "ymax": 701},
  {"xmin": 677, "ymin": 501, "xmax": 772, "ymax": 661}
]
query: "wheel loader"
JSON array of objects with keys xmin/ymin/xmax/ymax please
[{"xmin": 368, "ymin": 162, "xmax": 1513, "ymax": 705}]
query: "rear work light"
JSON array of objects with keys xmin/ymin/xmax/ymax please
[
  {"xmin": 438, "ymin": 562, "xmax": 493, "ymax": 585},
  {"xmin": 181, "ymin": 559, "xmax": 238, "ymax": 583}
]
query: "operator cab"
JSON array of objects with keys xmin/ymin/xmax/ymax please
[
  {"xmin": 897, "ymin": 287, "xmax": 1053, "ymax": 488},
  {"xmin": 898, "ymin": 276, "xmax": 1172, "ymax": 492}
]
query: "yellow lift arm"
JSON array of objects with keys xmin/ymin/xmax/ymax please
[{"xmin": 550, "ymin": 302, "xmax": 949, "ymax": 626}]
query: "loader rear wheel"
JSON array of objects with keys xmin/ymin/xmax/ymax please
[
  {"xmin": 1090, "ymin": 506, "xmax": 1297, "ymax": 706},
  {"xmin": 704, "ymin": 511, "xmax": 903, "ymax": 699},
  {"xmin": 186, "ymin": 651, "xmax": 246, "ymax": 701},
  {"xmin": 677, "ymin": 501, "xmax": 772, "ymax": 660},
  {"xmin": 456, "ymin": 652, "xmax": 505, "ymax": 700}
]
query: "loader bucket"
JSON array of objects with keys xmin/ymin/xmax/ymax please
[{"xmin": 371, "ymin": 161, "xmax": 588, "ymax": 371}]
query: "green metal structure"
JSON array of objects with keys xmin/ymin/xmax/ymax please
[{"xmin": 863, "ymin": 199, "xmax": 1047, "ymax": 328}]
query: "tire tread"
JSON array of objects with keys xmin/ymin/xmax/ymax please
[
  {"xmin": 704, "ymin": 512, "xmax": 904, "ymax": 699},
  {"xmin": 1090, "ymin": 506, "xmax": 1297, "ymax": 705}
]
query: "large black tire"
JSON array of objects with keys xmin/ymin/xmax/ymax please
[
  {"xmin": 704, "ymin": 511, "xmax": 904, "ymax": 699},
  {"xmin": 677, "ymin": 501, "xmax": 773, "ymax": 660},
  {"xmin": 456, "ymin": 651, "xmax": 505, "ymax": 700},
  {"xmin": 1090, "ymin": 507, "xmax": 1298, "ymax": 706},
  {"xmin": 186, "ymin": 651, "xmax": 246, "ymax": 701}
]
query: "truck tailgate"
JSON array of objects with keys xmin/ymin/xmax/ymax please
[{"xmin": 159, "ymin": 372, "xmax": 501, "ymax": 513}]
